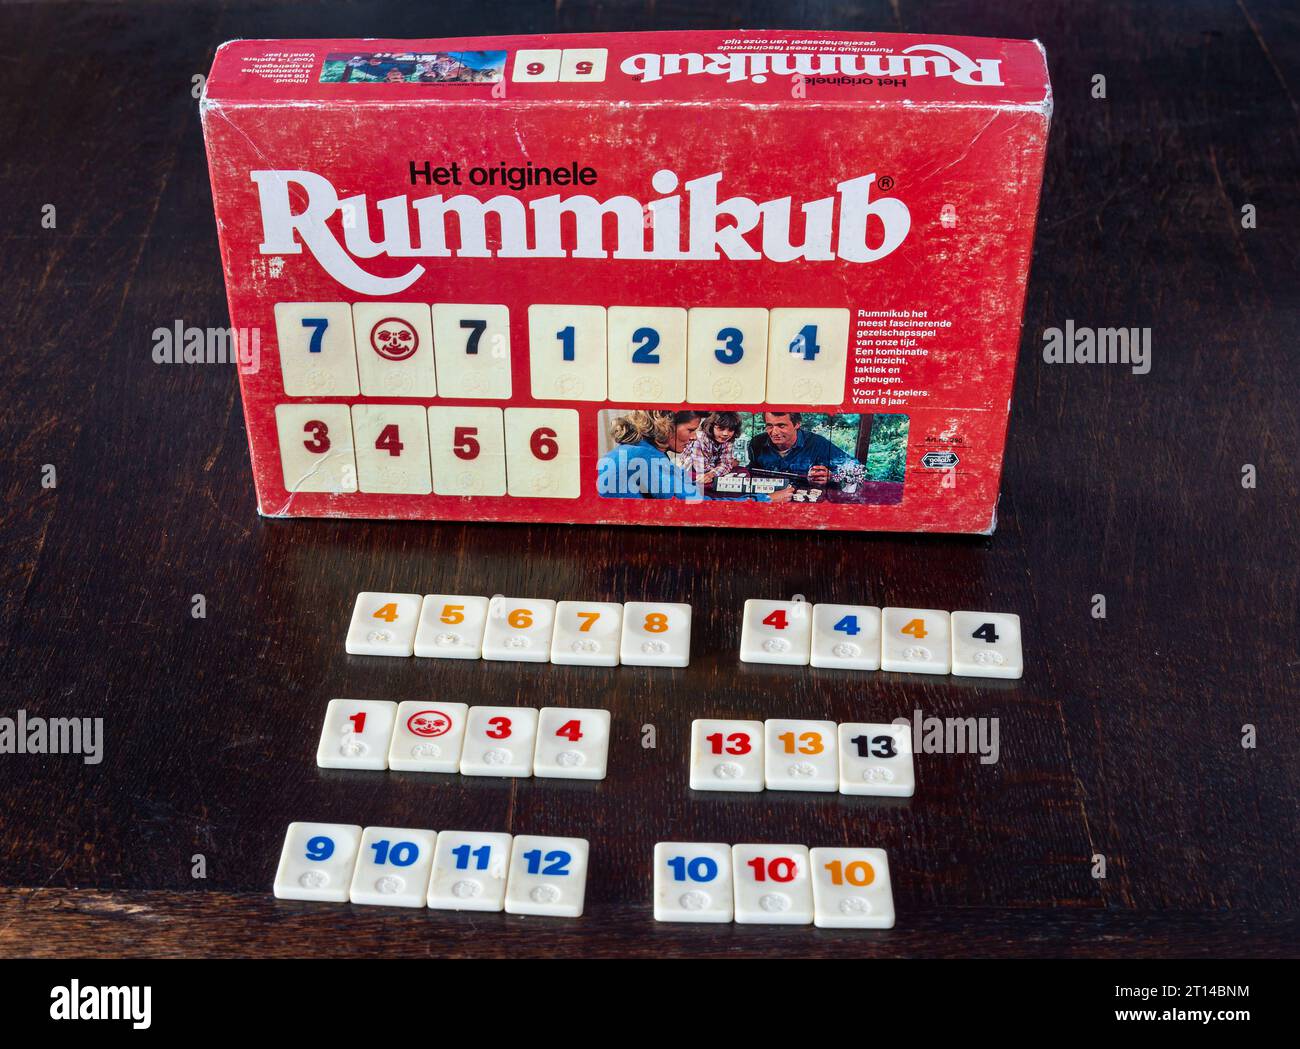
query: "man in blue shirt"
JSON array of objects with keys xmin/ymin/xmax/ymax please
[{"xmin": 746, "ymin": 412, "xmax": 861, "ymax": 489}]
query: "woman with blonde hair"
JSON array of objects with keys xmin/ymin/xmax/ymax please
[{"xmin": 598, "ymin": 410, "xmax": 704, "ymax": 499}]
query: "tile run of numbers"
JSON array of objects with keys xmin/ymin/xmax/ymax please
[
  {"xmin": 654, "ymin": 842, "xmax": 894, "ymax": 928},
  {"xmin": 274, "ymin": 823, "xmax": 588, "ymax": 916},
  {"xmin": 346, "ymin": 592, "xmax": 691, "ymax": 668},
  {"xmin": 276, "ymin": 404, "xmax": 582, "ymax": 499},
  {"xmin": 317, "ymin": 701, "xmax": 610, "ymax": 781},
  {"xmin": 740, "ymin": 599, "xmax": 1023, "ymax": 679}
]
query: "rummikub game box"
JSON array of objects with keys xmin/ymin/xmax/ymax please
[{"xmin": 201, "ymin": 30, "xmax": 1052, "ymax": 532}]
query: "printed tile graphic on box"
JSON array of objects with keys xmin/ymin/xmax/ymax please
[{"xmin": 201, "ymin": 29, "xmax": 1051, "ymax": 532}]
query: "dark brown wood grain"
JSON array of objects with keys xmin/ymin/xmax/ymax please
[
  {"xmin": 0, "ymin": 0, "xmax": 1296, "ymax": 959},
  {"xmin": 3, "ymin": 890, "xmax": 1298, "ymax": 959}
]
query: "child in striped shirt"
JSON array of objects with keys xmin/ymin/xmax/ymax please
[{"xmin": 682, "ymin": 411, "xmax": 742, "ymax": 486}]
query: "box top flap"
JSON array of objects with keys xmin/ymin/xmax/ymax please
[{"xmin": 203, "ymin": 30, "xmax": 1051, "ymax": 111}]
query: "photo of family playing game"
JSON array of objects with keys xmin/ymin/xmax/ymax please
[
  {"xmin": 596, "ymin": 409, "xmax": 908, "ymax": 505},
  {"xmin": 320, "ymin": 50, "xmax": 506, "ymax": 84}
]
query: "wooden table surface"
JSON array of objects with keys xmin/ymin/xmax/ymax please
[{"xmin": 1, "ymin": 1, "xmax": 1296, "ymax": 959}]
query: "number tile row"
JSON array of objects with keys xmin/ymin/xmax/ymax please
[
  {"xmin": 274, "ymin": 823, "xmax": 588, "ymax": 916},
  {"xmin": 277, "ymin": 300, "xmax": 849, "ymax": 405},
  {"xmin": 655, "ymin": 843, "xmax": 894, "ymax": 928},
  {"xmin": 691, "ymin": 719, "xmax": 914, "ymax": 795},
  {"xmin": 740, "ymin": 599, "xmax": 1024, "ymax": 678},
  {"xmin": 347, "ymin": 592, "xmax": 692, "ymax": 667},
  {"xmin": 278, "ymin": 405, "xmax": 579, "ymax": 497},
  {"xmin": 511, "ymin": 47, "xmax": 608, "ymax": 83},
  {"xmin": 318, "ymin": 700, "xmax": 610, "ymax": 780}
]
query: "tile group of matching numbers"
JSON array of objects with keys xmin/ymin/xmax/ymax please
[
  {"xmin": 740, "ymin": 599, "xmax": 1024, "ymax": 679},
  {"xmin": 346, "ymin": 592, "xmax": 691, "ymax": 667},
  {"xmin": 317, "ymin": 700, "xmax": 610, "ymax": 780},
  {"xmin": 690, "ymin": 719, "xmax": 914, "ymax": 796},
  {"xmin": 276, "ymin": 301, "xmax": 849, "ymax": 405},
  {"xmin": 274, "ymin": 822, "xmax": 588, "ymax": 916},
  {"xmin": 654, "ymin": 843, "xmax": 894, "ymax": 928}
]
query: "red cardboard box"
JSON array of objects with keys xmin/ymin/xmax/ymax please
[{"xmin": 200, "ymin": 30, "xmax": 1051, "ymax": 532}]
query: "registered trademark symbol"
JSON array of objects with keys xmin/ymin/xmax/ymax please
[{"xmin": 877, "ymin": 175, "xmax": 895, "ymax": 191}]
